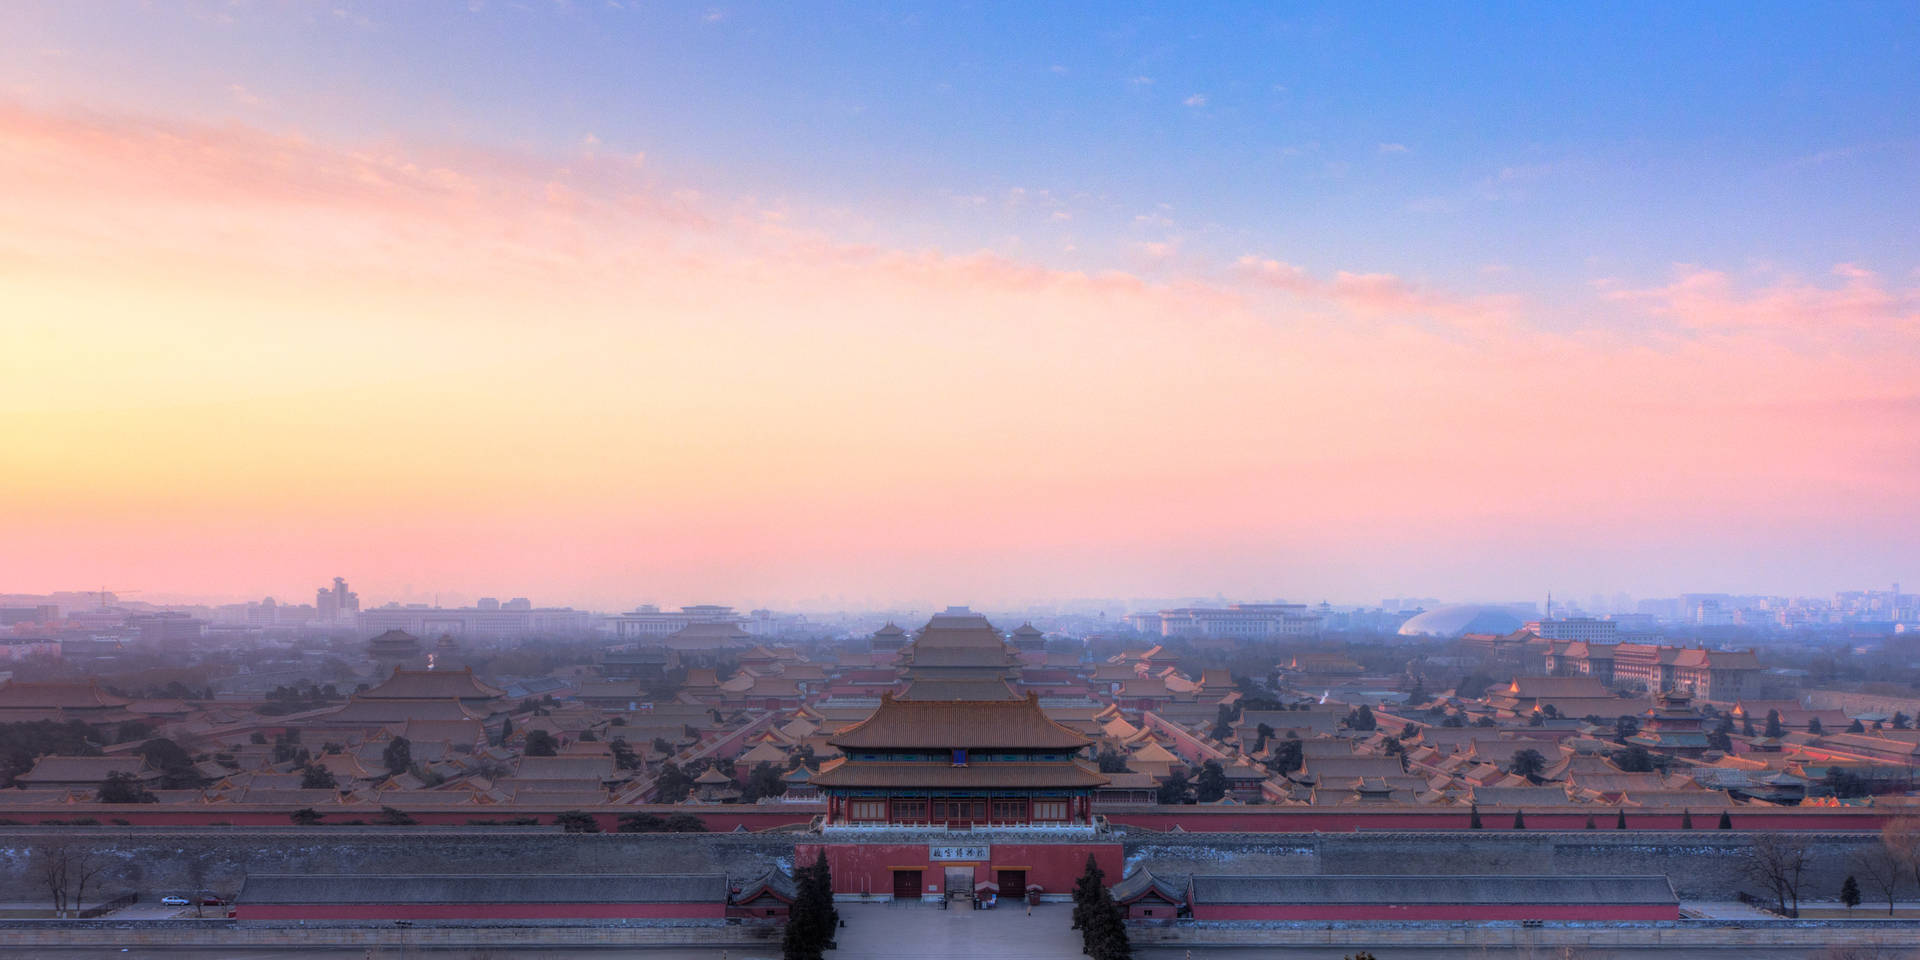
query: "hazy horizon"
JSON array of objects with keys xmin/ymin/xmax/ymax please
[{"xmin": 4, "ymin": 3, "xmax": 1915, "ymax": 609}]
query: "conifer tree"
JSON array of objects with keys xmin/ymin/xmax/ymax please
[
  {"xmin": 1616, "ymin": 807, "xmax": 1628, "ymax": 829},
  {"xmin": 1513, "ymin": 808, "xmax": 1525, "ymax": 829},
  {"xmin": 1681, "ymin": 808, "xmax": 1693, "ymax": 829},
  {"xmin": 1718, "ymin": 810, "xmax": 1733, "ymax": 829}
]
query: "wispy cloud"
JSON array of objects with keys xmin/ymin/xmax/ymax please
[
  {"xmin": 1182, "ymin": 94, "xmax": 1208, "ymax": 108},
  {"xmin": 1377, "ymin": 142, "xmax": 1408, "ymax": 154}
]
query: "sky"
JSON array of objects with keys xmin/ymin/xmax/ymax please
[{"xmin": 1, "ymin": 2, "xmax": 1916, "ymax": 612}]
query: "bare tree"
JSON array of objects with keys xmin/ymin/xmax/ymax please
[
  {"xmin": 36, "ymin": 841, "xmax": 72, "ymax": 918},
  {"xmin": 1743, "ymin": 833, "xmax": 1812, "ymax": 916},
  {"xmin": 1853, "ymin": 842, "xmax": 1906, "ymax": 917},
  {"xmin": 70, "ymin": 848, "xmax": 107, "ymax": 915},
  {"xmin": 1885, "ymin": 816, "xmax": 1920, "ymax": 893}
]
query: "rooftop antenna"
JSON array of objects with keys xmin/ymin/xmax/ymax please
[{"xmin": 1546, "ymin": 590, "xmax": 1553, "ymax": 619}]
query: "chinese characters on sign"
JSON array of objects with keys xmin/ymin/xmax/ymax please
[{"xmin": 929, "ymin": 845, "xmax": 990, "ymax": 861}]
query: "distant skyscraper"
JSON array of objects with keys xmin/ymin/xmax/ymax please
[{"xmin": 316, "ymin": 576, "xmax": 359, "ymax": 623}]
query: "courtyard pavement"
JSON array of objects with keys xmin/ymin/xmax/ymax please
[{"xmin": 826, "ymin": 900, "xmax": 1084, "ymax": 959}]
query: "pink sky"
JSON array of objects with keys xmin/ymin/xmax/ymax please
[{"xmin": 3, "ymin": 102, "xmax": 1916, "ymax": 610}]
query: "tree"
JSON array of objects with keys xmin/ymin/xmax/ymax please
[
  {"xmin": 784, "ymin": 849, "xmax": 837, "ymax": 960},
  {"xmin": 662, "ymin": 813, "xmax": 708, "ymax": 832},
  {"xmin": 496, "ymin": 715, "xmax": 514, "ymax": 746},
  {"xmin": 1509, "ymin": 749, "xmax": 1547, "ymax": 782},
  {"xmin": 1441, "ymin": 713, "xmax": 1465, "ymax": 728},
  {"xmin": 1613, "ymin": 744, "xmax": 1655, "ymax": 773},
  {"xmin": 1071, "ymin": 854, "xmax": 1131, "ymax": 960},
  {"xmin": 1096, "ymin": 748, "xmax": 1130, "ymax": 774},
  {"xmin": 555, "ymin": 810, "xmax": 600, "ymax": 833},
  {"xmin": 742, "ymin": 761, "xmax": 788, "ymax": 802},
  {"xmin": 36, "ymin": 841, "xmax": 71, "ymax": 917},
  {"xmin": 1585, "ymin": 814, "xmax": 1597, "ymax": 830},
  {"xmin": 1742, "ymin": 716, "xmax": 1756, "ymax": 737},
  {"xmin": 375, "ymin": 805, "xmax": 417, "ymax": 826},
  {"xmin": 1194, "ymin": 760, "xmax": 1228, "ymax": 803},
  {"xmin": 1156, "ymin": 768, "xmax": 1192, "ymax": 805},
  {"xmin": 609, "ymin": 737, "xmax": 639, "ymax": 771},
  {"xmin": 524, "ymin": 729, "xmax": 559, "ymax": 756},
  {"xmin": 1681, "ymin": 808, "xmax": 1693, "ymax": 829},
  {"xmin": 1719, "ymin": 810, "xmax": 1733, "ymax": 829},
  {"xmin": 1885, "ymin": 816, "xmax": 1920, "ymax": 895},
  {"xmin": 1613, "ymin": 715, "xmax": 1640, "ymax": 743},
  {"xmin": 1345, "ymin": 704, "xmax": 1377, "ymax": 731},
  {"xmin": 382, "ymin": 737, "xmax": 412, "ymax": 776},
  {"xmin": 1807, "ymin": 717, "xmax": 1824, "ymax": 736},
  {"xmin": 1469, "ymin": 804, "xmax": 1483, "ymax": 829},
  {"xmin": 288, "ymin": 808, "xmax": 324, "ymax": 826},
  {"xmin": 1471, "ymin": 715, "xmax": 1498, "ymax": 728},
  {"xmin": 652, "ymin": 762, "xmax": 695, "ymax": 803},
  {"xmin": 1851, "ymin": 842, "xmax": 1905, "ymax": 916},
  {"xmin": 1268, "ymin": 738, "xmax": 1303, "ymax": 775},
  {"xmin": 617, "ymin": 812, "xmax": 664, "ymax": 833},
  {"xmin": 1744, "ymin": 833, "xmax": 1812, "ymax": 916},
  {"xmin": 96, "ymin": 771, "xmax": 157, "ymax": 804},
  {"xmin": 1616, "ymin": 808, "xmax": 1628, "ymax": 830},
  {"xmin": 1071, "ymin": 853, "xmax": 1106, "ymax": 936},
  {"xmin": 1846, "ymin": 718, "xmax": 1865, "ymax": 734},
  {"xmin": 1513, "ymin": 808, "xmax": 1526, "ymax": 829},
  {"xmin": 1841, "ymin": 875, "xmax": 1861, "ymax": 913},
  {"xmin": 1764, "ymin": 709, "xmax": 1784, "ymax": 739},
  {"xmin": 300, "ymin": 764, "xmax": 337, "ymax": 789},
  {"xmin": 1893, "ymin": 712, "xmax": 1911, "ymax": 730},
  {"xmin": 1210, "ymin": 704, "xmax": 1234, "ymax": 741},
  {"xmin": 1253, "ymin": 722, "xmax": 1276, "ymax": 753}
]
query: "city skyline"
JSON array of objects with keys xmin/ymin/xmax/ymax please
[{"xmin": 4, "ymin": 3, "xmax": 1917, "ymax": 608}]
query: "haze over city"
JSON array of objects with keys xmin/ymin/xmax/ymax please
[{"xmin": 3, "ymin": 3, "xmax": 1915, "ymax": 610}]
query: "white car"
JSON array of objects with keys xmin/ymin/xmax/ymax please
[{"xmin": 160, "ymin": 896, "xmax": 190, "ymax": 906}]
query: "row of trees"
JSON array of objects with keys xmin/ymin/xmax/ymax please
[{"xmin": 1745, "ymin": 818, "xmax": 1920, "ymax": 917}]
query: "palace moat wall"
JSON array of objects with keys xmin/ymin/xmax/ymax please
[{"xmin": 0, "ymin": 826, "xmax": 1882, "ymax": 904}]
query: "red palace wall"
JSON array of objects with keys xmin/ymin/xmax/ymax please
[
  {"xmin": 1191, "ymin": 903, "xmax": 1679, "ymax": 922},
  {"xmin": 4, "ymin": 803, "xmax": 1895, "ymax": 833},
  {"xmin": 795, "ymin": 842, "xmax": 1123, "ymax": 900},
  {"xmin": 234, "ymin": 903, "xmax": 725, "ymax": 920}
]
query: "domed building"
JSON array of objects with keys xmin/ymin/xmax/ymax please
[{"xmin": 1396, "ymin": 604, "xmax": 1527, "ymax": 638}]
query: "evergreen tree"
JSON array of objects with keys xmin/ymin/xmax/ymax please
[
  {"xmin": 1072, "ymin": 854, "xmax": 1105, "ymax": 944},
  {"xmin": 382, "ymin": 737, "xmax": 411, "ymax": 776},
  {"xmin": 1194, "ymin": 760, "xmax": 1228, "ymax": 803},
  {"xmin": 1469, "ymin": 803, "xmax": 1482, "ymax": 829},
  {"xmin": 300, "ymin": 764, "xmax": 337, "ymax": 789},
  {"xmin": 1764, "ymin": 709, "xmax": 1784, "ymax": 739},
  {"xmin": 1616, "ymin": 807, "xmax": 1628, "ymax": 830},
  {"xmin": 810, "ymin": 849, "xmax": 838, "ymax": 948},
  {"xmin": 1807, "ymin": 717, "xmax": 1824, "ymax": 736},
  {"xmin": 1681, "ymin": 808, "xmax": 1693, "ymax": 829},
  {"xmin": 1210, "ymin": 703, "xmax": 1234, "ymax": 741},
  {"xmin": 1512, "ymin": 808, "xmax": 1525, "ymax": 829},
  {"xmin": 1585, "ymin": 815, "xmax": 1596, "ymax": 830},
  {"xmin": 1718, "ymin": 810, "xmax": 1733, "ymax": 829},
  {"xmin": 1841, "ymin": 875, "xmax": 1861, "ymax": 913},
  {"xmin": 783, "ymin": 854, "xmax": 834, "ymax": 960},
  {"xmin": 288, "ymin": 807, "xmax": 323, "ymax": 826},
  {"xmin": 1156, "ymin": 767, "xmax": 1192, "ymax": 805},
  {"xmin": 524, "ymin": 729, "xmax": 559, "ymax": 756}
]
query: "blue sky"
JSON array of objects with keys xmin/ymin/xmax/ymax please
[{"xmin": 12, "ymin": 1, "xmax": 1918, "ymax": 289}]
